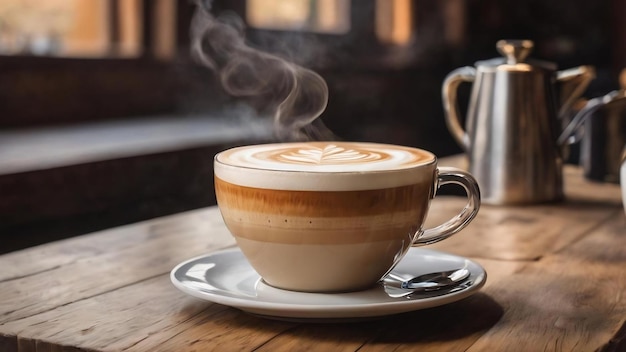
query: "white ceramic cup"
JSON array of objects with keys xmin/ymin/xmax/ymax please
[{"xmin": 214, "ymin": 142, "xmax": 480, "ymax": 292}]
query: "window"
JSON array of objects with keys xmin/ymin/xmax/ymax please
[
  {"xmin": 246, "ymin": 0, "xmax": 350, "ymax": 34},
  {"xmin": 375, "ymin": 0, "xmax": 413, "ymax": 46},
  {"xmin": 0, "ymin": 0, "xmax": 177, "ymax": 59}
]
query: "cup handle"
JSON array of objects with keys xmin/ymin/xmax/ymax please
[{"xmin": 413, "ymin": 167, "xmax": 481, "ymax": 245}]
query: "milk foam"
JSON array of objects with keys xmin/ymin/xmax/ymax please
[{"xmin": 215, "ymin": 142, "xmax": 436, "ymax": 191}]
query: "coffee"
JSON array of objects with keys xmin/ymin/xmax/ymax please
[{"xmin": 214, "ymin": 142, "xmax": 479, "ymax": 292}]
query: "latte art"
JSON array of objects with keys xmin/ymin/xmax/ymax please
[
  {"xmin": 215, "ymin": 142, "xmax": 436, "ymax": 191},
  {"xmin": 217, "ymin": 142, "xmax": 434, "ymax": 173},
  {"xmin": 274, "ymin": 145, "xmax": 384, "ymax": 165}
]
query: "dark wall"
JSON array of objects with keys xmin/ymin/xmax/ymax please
[{"xmin": 2, "ymin": 0, "xmax": 624, "ymax": 154}]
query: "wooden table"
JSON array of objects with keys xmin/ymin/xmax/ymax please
[{"xmin": 1, "ymin": 157, "xmax": 625, "ymax": 351}]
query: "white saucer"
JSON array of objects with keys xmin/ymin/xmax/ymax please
[{"xmin": 170, "ymin": 247, "xmax": 486, "ymax": 321}]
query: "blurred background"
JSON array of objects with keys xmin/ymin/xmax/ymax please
[{"xmin": 0, "ymin": 0, "xmax": 623, "ymax": 252}]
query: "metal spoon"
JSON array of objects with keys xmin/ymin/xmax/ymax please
[{"xmin": 383, "ymin": 267, "xmax": 470, "ymax": 292}]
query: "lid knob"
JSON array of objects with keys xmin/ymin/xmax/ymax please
[{"xmin": 496, "ymin": 39, "xmax": 534, "ymax": 64}]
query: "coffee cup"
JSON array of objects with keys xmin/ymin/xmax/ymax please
[{"xmin": 214, "ymin": 142, "xmax": 480, "ymax": 292}]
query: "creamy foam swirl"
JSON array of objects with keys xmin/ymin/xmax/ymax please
[
  {"xmin": 215, "ymin": 142, "xmax": 436, "ymax": 190},
  {"xmin": 216, "ymin": 142, "xmax": 434, "ymax": 172},
  {"xmin": 274, "ymin": 144, "xmax": 384, "ymax": 164}
]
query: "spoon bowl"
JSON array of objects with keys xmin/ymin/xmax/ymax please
[{"xmin": 382, "ymin": 267, "xmax": 471, "ymax": 297}]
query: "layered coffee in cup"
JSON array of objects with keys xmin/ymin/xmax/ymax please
[{"xmin": 215, "ymin": 142, "xmax": 480, "ymax": 292}]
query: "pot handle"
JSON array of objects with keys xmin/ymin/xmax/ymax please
[
  {"xmin": 556, "ymin": 65, "xmax": 595, "ymax": 118},
  {"xmin": 442, "ymin": 66, "xmax": 476, "ymax": 152},
  {"xmin": 557, "ymin": 90, "xmax": 626, "ymax": 146}
]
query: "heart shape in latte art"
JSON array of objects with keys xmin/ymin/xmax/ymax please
[{"xmin": 276, "ymin": 144, "xmax": 383, "ymax": 165}]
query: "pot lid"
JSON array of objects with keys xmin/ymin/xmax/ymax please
[{"xmin": 475, "ymin": 39, "xmax": 557, "ymax": 71}]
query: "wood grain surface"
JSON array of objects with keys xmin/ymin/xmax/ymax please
[{"xmin": 0, "ymin": 158, "xmax": 624, "ymax": 352}]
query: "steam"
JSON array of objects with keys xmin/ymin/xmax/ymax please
[{"xmin": 191, "ymin": 1, "xmax": 335, "ymax": 141}]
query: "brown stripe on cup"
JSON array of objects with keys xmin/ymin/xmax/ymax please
[
  {"xmin": 215, "ymin": 177, "xmax": 431, "ymax": 217},
  {"xmin": 224, "ymin": 213, "xmax": 423, "ymax": 244},
  {"xmin": 215, "ymin": 177, "xmax": 431, "ymax": 245}
]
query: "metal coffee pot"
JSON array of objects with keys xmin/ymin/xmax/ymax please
[
  {"xmin": 442, "ymin": 39, "xmax": 595, "ymax": 205},
  {"xmin": 576, "ymin": 70, "xmax": 626, "ymax": 183}
]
